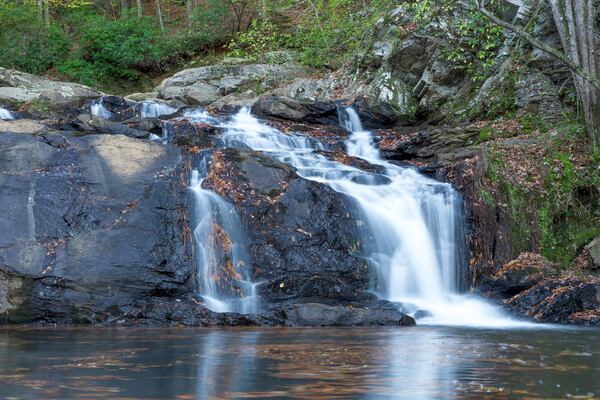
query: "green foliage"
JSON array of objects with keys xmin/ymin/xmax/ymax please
[
  {"xmin": 485, "ymin": 130, "xmax": 600, "ymax": 266},
  {"xmin": 227, "ymin": 18, "xmax": 286, "ymax": 58},
  {"xmin": 409, "ymin": 0, "xmax": 504, "ymax": 80},
  {"xmin": 74, "ymin": 14, "xmax": 168, "ymax": 81},
  {"xmin": 188, "ymin": 0, "xmax": 232, "ymax": 47},
  {"xmin": 0, "ymin": 3, "xmax": 69, "ymax": 74},
  {"xmin": 289, "ymin": 0, "xmax": 395, "ymax": 69}
]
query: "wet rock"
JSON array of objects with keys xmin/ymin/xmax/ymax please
[
  {"xmin": 167, "ymin": 121, "xmax": 219, "ymax": 148},
  {"xmin": 114, "ymin": 298, "xmax": 281, "ymax": 327},
  {"xmin": 380, "ymin": 126, "xmax": 481, "ymax": 162},
  {"xmin": 69, "ymin": 114, "xmax": 151, "ymax": 138},
  {"xmin": 0, "ymin": 132, "xmax": 193, "ymax": 325},
  {"xmin": 251, "ymin": 97, "xmax": 339, "ymax": 125},
  {"xmin": 202, "ymin": 148, "xmax": 373, "ymax": 304},
  {"xmin": 283, "ymin": 303, "xmax": 416, "ymax": 326},
  {"xmin": 353, "ymin": 95, "xmax": 406, "ymax": 128},
  {"xmin": 480, "ymin": 253, "xmax": 559, "ymax": 297},
  {"xmin": 507, "ymin": 276, "xmax": 600, "ymax": 325},
  {"xmin": 314, "ymin": 150, "xmax": 386, "ymax": 173}
]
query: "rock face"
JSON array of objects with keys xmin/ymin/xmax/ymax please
[
  {"xmin": 251, "ymin": 97, "xmax": 339, "ymax": 125},
  {"xmin": 157, "ymin": 63, "xmax": 306, "ymax": 108},
  {"xmin": 0, "ymin": 131, "xmax": 193, "ymax": 324},
  {"xmin": 0, "ymin": 68, "xmax": 101, "ymax": 108},
  {"xmin": 202, "ymin": 148, "xmax": 373, "ymax": 305},
  {"xmin": 480, "ymin": 253, "xmax": 600, "ymax": 325}
]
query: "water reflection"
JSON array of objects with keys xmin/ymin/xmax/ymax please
[{"xmin": 0, "ymin": 327, "xmax": 598, "ymax": 399}]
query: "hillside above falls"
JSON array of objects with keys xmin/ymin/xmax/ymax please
[{"xmin": 0, "ymin": 3, "xmax": 599, "ymax": 327}]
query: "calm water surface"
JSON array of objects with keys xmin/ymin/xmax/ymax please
[{"xmin": 0, "ymin": 326, "xmax": 598, "ymax": 399}]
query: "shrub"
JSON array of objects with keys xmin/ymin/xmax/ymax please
[
  {"xmin": 0, "ymin": 4, "xmax": 69, "ymax": 74},
  {"xmin": 75, "ymin": 14, "xmax": 168, "ymax": 81},
  {"xmin": 227, "ymin": 18, "xmax": 286, "ymax": 58}
]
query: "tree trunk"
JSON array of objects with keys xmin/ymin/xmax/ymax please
[
  {"xmin": 136, "ymin": 0, "xmax": 142, "ymax": 17},
  {"xmin": 121, "ymin": 0, "xmax": 128, "ymax": 18},
  {"xmin": 43, "ymin": 0, "xmax": 49, "ymax": 26},
  {"xmin": 550, "ymin": 0, "xmax": 599, "ymax": 144},
  {"xmin": 37, "ymin": 0, "xmax": 43, "ymax": 22},
  {"xmin": 156, "ymin": 0, "xmax": 164, "ymax": 32},
  {"xmin": 478, "ymin": 0, "xmax": 599, "ymax": 144},
  {"xmin": 186, "ymin": 0, "xmax": 193, "ymax": 25}
]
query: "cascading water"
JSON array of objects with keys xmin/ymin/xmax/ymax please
[
  {"xmin": 189, "ymin": 153, "xmax": 259, "ymax": 314},
  {"xmin": 135, "ymin": 101, "xmax": 177, "ymax": 118},
  {"xmin": 218, "ymin": 107, "xmax": 529, "ymax": 327},
  {"xmin": 0, "ymin": 106, "xmax": 14, "ymax": 120},
  {"xmin": 90, "ymin": 97, "xmax": 113, "ymax": 119}
]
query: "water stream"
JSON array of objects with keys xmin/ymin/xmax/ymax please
[
  {"xmin": 0, "ymin": 106, "xmax": 14, "ymax": 120},
  {"xmin": 86, "ymin": 100, "xmax": 540, "ymax": 326},
  {"xmin": 218, "ymin": 107, "xmax": 530, "ymax": 327},
  {"xmin": 189, "ymin": 153, "xmax": 258, "ymax": 314}
]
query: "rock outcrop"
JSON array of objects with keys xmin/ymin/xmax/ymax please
[
  {"xmin": 201, "ymin": 148, "xmax": 374, "ymax": 305},
  {"xmin": 157, "ymin": 63, "xmax": 306, "ymax": 108},
  {"xmin": 0, "ymin": 131, "xmax": 193, "ymax": 324},
  {"xmin": 0, "ymin": 68, "xmax": 101, "ymax": 109}
]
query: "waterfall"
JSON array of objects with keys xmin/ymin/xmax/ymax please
[
  {"xmin": 219, "ymin": 107, "xmax": 525, "ymax": 327},
  {"xmin": 189, "ymin": 153, "xmax": 258, "ymax": 314},
  {"xmin": 90, "ymin": 97, "xmax": 113, "ymax": 119},
  {"xmin": 135, "ymin": 101, "xmax": 177, "ymax": 118},
  {"xmin": 0, "ymin": 106, "xmax": 15, "ymax": 120}
]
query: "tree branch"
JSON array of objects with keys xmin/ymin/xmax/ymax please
[{"xmin": 477, "ymin": 3, "xmax": 600, "ymax": 90}]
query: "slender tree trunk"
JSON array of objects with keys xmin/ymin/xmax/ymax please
[
  {"xmin": 37, "ymin": 0, "xmax": 43, "ymax": 22},
  {"xmin": 186, "ymin": 0, "xmax": 193, "ymax": 26},
  {"xmin": 121, "ymin": 0, "xmax": 128, "ymax": 18},
  {"xmin": 156, "ymin": 0, "xmax": 164, "ymax": 32},
  {"xmin": 136, "ymin": 0, "xmax": 142, "ymax": 17},
  {"xmin": 550, "ymin": 0, "xmax": 599, "ymax": 144},
  {"xmin": 478, "ymin": 0, "xmax": 599, "ymax": 144},
  {"xmin": 43, "ymin": 0, "xmax": 49, "ymax": 26}
]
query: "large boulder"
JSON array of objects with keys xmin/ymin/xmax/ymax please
[
  {"xmin": 157, "ymin": 63, "xmax": 306, "ymax": 107},
  {"xmin": 201, "ymin": 148, "xmax": 373, "ymax": 305},
  {"xmin": 0, "ymin": 131, "xmax": 194, "ymax": 324},
  {"xmin": 0, "ymin": 67, "xmax": 101, "ymax": 108},
  {"xmin": 251, "ymin": 97, "xmax": 339, "ymax": 125}
]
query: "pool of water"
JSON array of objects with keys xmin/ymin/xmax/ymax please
[{"xmin": 0, "ymin": 326, "xmax": 598, "ymax": 399}]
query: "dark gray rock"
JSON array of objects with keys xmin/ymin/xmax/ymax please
[
  {"xmin": 0, "ymin": 132, "xmax": 193, "ymax": 325},
  {"xmin": 284, "ymin": 303, "xmax": 416, "ymax": 326},
  {"xmin": 251, "ymin": 97, "xmax": 339, "ymax": 125},
  {"xmin": 202, "ymin": 148, "xmax": 373, "ymax": 304}
]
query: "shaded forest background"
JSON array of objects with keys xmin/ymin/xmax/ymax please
[{"xmin": 0, "ymin": 0, "xmax": 398, "ymax": 92}]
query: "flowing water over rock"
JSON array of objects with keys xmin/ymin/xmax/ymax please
[
  {"xmin": 216, "ymin": 107, "xmax": 528, "ymax": 327},
  {"xmin": 189, "ymin": 153, "xmax": 259, "ymax": 314},
  {"xmin": 90, "ymin": 97, "xmax": 113, "ymax": 119},
  {"xmin": 0, "ymin": 106, "xmax": 14, "ymax": 120},
  {"xmin": 134, "ymin": 101, "xmax": 176, "ymax": 118}
]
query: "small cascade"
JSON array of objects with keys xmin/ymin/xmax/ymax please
[
  {"xmin": 0, "ymin": 106, "xmax": 14, "ymax": 120},
  {"xmin": 182, "ymin": 109, "xmax": 220, "ymax": 124},
  {"xmin": 90, "ymin": 97, "xmax": 113, "ymax": 119},
  {"xmin": 134, "ymin": 101, "xmax": 177, "ymax": 118},
  {"xmin": 218, "ymin": 107, "xmax": 525, "ymax": 327},
  {"xmin": 189, "ymin": 153, "xmax": 259, "ymax": 314}
]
